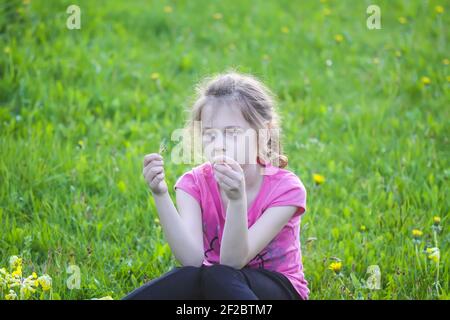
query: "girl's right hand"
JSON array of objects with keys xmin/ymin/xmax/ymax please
[{"xmin": 143, "ymin": 153, "xmax": 167, "ymax": 195}]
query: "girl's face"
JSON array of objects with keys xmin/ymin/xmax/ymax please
[{"xmin": 200, "ymin": 102, "xmax": 259, "ymax": 166}]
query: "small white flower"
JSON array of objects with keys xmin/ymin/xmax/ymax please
[
  {"xmin": 38, "ymin": 274, "xmax": 52, "ymax": 291},
  {"xmin": 5, "ymin": 289, "xmax": 18, "ymax": 300},
  {"xmin": 9, "ymin": 256, "xmax": 21, "ymax": 269}
]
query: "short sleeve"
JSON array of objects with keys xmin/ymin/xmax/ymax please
[
  {"xmin": 267, "ymin": 175, "xmax": 307, "ymax": 217},
  {"xmin": 174, "ymin": 170, "xmax": 201, "ymax": 203}
]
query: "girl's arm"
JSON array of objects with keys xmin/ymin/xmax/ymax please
[
  {"xmin": 212, "ymin": 155, "xmax": 300, "ymax": 269},
  {"xmin": 143, "ymin": 153, "xmax": 204, "ymax": 267},
  {"xmin": 220, "ymin": 197, "xmax": 249, "ymax": 268},
  {"xmin": 153, "ymin": 190, "xmax": 204, "ymax": 267},
  {"xmin": 245, "ymin": 205, "xmax": 298, "ymax": 266},
  {"xmin": 211, "ymin": 156, "xmax": 250, "ymax": 268},
  {"xmin": 221, "ymin": 201, "xmax": 298, "ymax": 269}
]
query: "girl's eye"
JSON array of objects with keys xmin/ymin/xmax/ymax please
[{"xmin": 203, "ymin": 131, "xmax": 216, "ymax": 140}]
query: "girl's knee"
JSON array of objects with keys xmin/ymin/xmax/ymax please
[
  {"xmin": 200, "ymin": 264, "xmax": 257, "ymax": 299},
  {"xmin": 171, "ymin": 265, "xmax": 203, "ymax": 279},
  {"xmin": 201, "ymin": 264, "xmax": 241, "ymax": 284}
]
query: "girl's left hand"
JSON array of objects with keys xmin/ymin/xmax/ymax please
[{"xmin": 212, "ymin": 155, "xmax": 245, "ymax": 201}]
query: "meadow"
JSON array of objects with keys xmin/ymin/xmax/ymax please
[{"xmin": 0, "ymin": 0, "xmax": 448, "ymax": 299}]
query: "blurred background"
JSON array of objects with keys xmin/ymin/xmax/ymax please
[{"xmin": 0, "ymin": 0, "xmax": 448, "ymax": 299}]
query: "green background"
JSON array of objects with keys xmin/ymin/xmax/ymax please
[{"xmin": 0, "ymin": 0, "xmax": 448, "ymax": 299}]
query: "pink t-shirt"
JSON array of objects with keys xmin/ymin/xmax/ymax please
[{"xmin": 173, "ymin": 161, "xmax": 309, "ymax": 300}]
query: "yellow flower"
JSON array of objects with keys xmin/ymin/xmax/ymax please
[
  {"xmin": 412, "ymin": 229, "xmax": 423, "ymax": 237},
  {"xmin": 329, "ymin": 261, "xmax": 342, "ymax": 274},
  {"xmin": 11, "ymin": 267, "xmax": 22, "ymax": 277},
  {"xmin": 9, "ymin": 256, "xmax": 22, "ymax": 270},
  {"xmin": 212, "ymin": 13, "xmax": 222, "ymax": 20},
  {"xmin": 21, "ymin": 276, "xmax": 38, "ymax": 298},
  {"xmin": 420, "ymin": 76, "xmax": 431, "ymax": 85},
  {"xmin": 433, "ymin": 216, "xmax": 441, "ymax": 225},
  {"xmin": 150, "ymin": 72, "xmax": 160, "ymax": 80},
  {"xmin": 281, "ymin": 26, "xmax": 290, "ymax": 34},
  {"xmin": 398, "ymin": 17, "xmax": 407, "ymax": 24},
  {"xmin": 334, "ymin": 34, "xmax": 344, "ymax": 43},
  {"xmin": 12, "ymin": 266, "xmax": 22, "ymax": 277},
  {"xmin": 435, "ymin": 5, "xmax": 444, "ymax": 14},
  {"xmin": 163, "ymin": 6, "xmax": 173, "ymax": 13},
  {"xmin": 38, "ymin": 274, "xmax": 52, "ymax": 291},
  {"xmin": 313, "ymin": 173, "xmax": 325, "ymax": 185},
  {"xmin": 443, "ymin": 58, "xmax": 449, "ymax": 65},
  {"xmin": 426, "ymin": 247, "xmax": 440, "ymax": 263},
  {"xmin": 360, "ymin": 225, "xmax": 367, "ymax": 232},
  {"xmin": 429, "ymin": 255, "xmax": 438, "ymax": 263},
  {"xmin": 5, "ymin": 289, "xmax": 17, "ymax": 300},
  {"xmin": 117, "ymin": 180, "xmax": 127, "ymax": 193},
  {"xmin": 32, "ymin": 272, "xmax": 38, "ymax": 279}
]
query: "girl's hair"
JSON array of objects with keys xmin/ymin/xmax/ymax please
[{"xmin": 183, "ymin": 70, "xmax": 288, "ymax": 168}]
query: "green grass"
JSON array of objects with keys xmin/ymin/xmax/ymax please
[{"xmin": 0, "ymin": 0, "xmax": 448, "ymax": 299}]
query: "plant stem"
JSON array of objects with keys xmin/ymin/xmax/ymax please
[
  {"xmin": 433, "ymin": 230, "xmax": 438, "ymax": 247},
  {"xmin": 414, "ymin": 244, "xmax": 422, "ymax": 271}
]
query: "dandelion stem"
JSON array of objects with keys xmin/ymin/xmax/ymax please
[
  {"xmin": 433, "ymin": 230, "xmax": 438, "ymax": 247},
  {"xmin": 414, "ymin": 244, "xmax": 422, "ymax": 272},
  {"xmin": 336, "ymin": 275, "xmax": 351, "ymax": 299}
]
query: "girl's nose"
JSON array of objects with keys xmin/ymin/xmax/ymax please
[{"xmin": 213, "ymin": 134, "xmax": 225, "ymax": 152}]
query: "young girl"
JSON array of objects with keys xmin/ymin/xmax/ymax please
[{"xmin": 123, "ymin": 71, "xmax": 308, "ymax": 300}]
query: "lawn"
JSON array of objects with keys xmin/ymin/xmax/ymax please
[{"xmin": 0, "ymin": 0, "xmax": 448, "ymax": 299}]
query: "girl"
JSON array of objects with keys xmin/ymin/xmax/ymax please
[{"xmin": 123, "ymin": 71, "xmax": 308, "ymax": 300}]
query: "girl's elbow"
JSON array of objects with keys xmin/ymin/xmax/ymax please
[
  {"xmin": 177, "ymin": 250, "xmax": 204, "ymax": 268},
  {"xmin": 183, "ymin": 260, "xmax": 204, "ymax": 268}
]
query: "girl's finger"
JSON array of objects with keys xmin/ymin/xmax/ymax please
[
  {"xmin": 144, "ymin": 165, "xmax": 164, "ymax": 177},
  {"xmin": 144, "ymin": 160, "xmax": 164, "ymax": 170},
  {"xmin": 220, "ymin": 155, "xmax": 242, "ymax": 172},
  {"xmin": 214, "ymin": 170, "xmax": 235, "ymax": 189},
  {"xmin": 214, "ymin": 163, "xmax": 242, "ymax": 181},
  {"xmin": 142, "ymin": 161, "xmax": 163, "ymax": 177},
  {"xmin": 149, "ymin": 174, "xmax": 163, "ymax": 189},
  {"xmin": 144, "ymin": 166, "xmax": 163, "ymax": 181},
  {"xmin": 142, "ymin": 165, "xmax": 153, "ymax": 177},
  {"xmin": 217, "ymin": 179, "xmax": 231, "ymax": 192},
  {"xmin": 144, "ymin": 153, "xmax": 163, "ymax": 167},
  {"xmin": 151, "ymin": 172, "xmax": 165, "ymax": 184}
]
